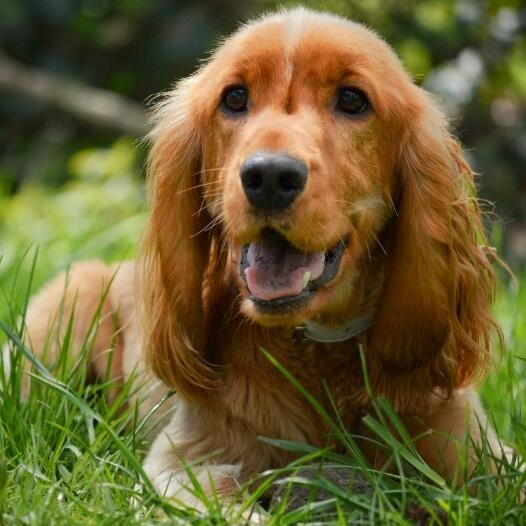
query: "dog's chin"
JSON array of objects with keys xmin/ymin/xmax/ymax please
[
  {"xmin": 239, "ymin": 228, "xmax": 347, "ymax": 325},
  {"xmin": 240, "ymin": 292, "xmax": 322, "ymax": 327}
]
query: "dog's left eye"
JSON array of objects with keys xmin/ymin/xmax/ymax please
[
  {"xmin": 336, "ymin": 87, "xmax": 370, "ymax": 115},
  {"xmin": 221, "ymin": 86, "xmax": 249, "ymax": 114}
]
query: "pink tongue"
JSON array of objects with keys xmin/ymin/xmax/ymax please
[{"xmin": 245, "ymin": 237, "xmax": 325, "ymax": 301}]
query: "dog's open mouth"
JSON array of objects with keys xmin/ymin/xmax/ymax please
[{"xmin": 240, "ymin": 229, "xmax": 346, "ymax": 310}]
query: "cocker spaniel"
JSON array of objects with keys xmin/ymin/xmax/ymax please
[{"xmin": 19, "ymin": 7, "xmax": 509, "ymax": 508}]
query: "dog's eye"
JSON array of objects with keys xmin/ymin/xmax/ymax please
[
  {"xmin": 336, "ymin": 87, "xmax": 370, "ymax": 115},
  {"xmin": 221, "ymin": 86, "xmax": 249, "ymax": 114}
]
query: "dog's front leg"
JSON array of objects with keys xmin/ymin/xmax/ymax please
[
  {"xmin": 142, "ymin": 403, "xmax": 269, "ymax": 523},
  {"xmin": 143, "ymin": 412, "xmax": 241, "ymax": 507},
  {"xmin": 400, "ymin": 387, "xmax": 512, "ymax": 483}
]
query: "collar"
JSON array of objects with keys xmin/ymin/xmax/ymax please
[{"xmin": 295, "ymin": 314, "xmax": 375, "ymax": 343}]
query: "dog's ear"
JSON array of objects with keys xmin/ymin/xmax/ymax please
[
  {"xmin": 369, "ymin": 95, "xmax": 502, "ymax": 408},
  {"xmin": 139, "ymin": 77, "xmax": 220, "ymax": 402}
]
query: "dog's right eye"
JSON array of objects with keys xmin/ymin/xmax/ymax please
[
  {"xmin": 221, "ymin": 86, "xmax": 249, "ymax": 114},
  {"xmin": 336, "ymin": 87, "xmax": 370, "ymax": 116}
]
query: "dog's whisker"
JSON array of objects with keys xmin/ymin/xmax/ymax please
[
  {"xmin": 387, "ymin": 193, "xmax": 398, "ymax": 216},
  {"xmin": 194, "ymin": 192, "xmax": 226, "ymax": 218},
  {"xmin": 193, "ymin": 197, "xmax": 209, "ymax": 219},
  {"xmin": 195, "ymin": 164, "xmax": 237, "ymax": 178},
  {"xmin": 371, "ymin": 233, "xmax": 387, "ymax": 256},
  {"xmin": 195, "ymin": 167, "xmax": 225, "ymax": 174},
  {"xmin": 177, "ymin": 180, "xmax": 222, "ymax": 195},
  {"xmin": 177, "ymin": 164, "xmax": 239, "ymax": 195},
  {"xmin": 203, "ymin": 190, "xmax": 225, "ymax": 200},
  {"xmin": 217, "ymin": 215, "xmax": 232, "ymax": 256},
  {"xmin": 189, "ymin": 215, "xmax": 223, "ymax": 238}
]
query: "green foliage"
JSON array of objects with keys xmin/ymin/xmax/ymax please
[
  {"xmin": 480, "ymin": 281, "xmax": 526, "ymax": 452},
  {"xmin": 0, "ymin": 138, "xmax": 145, "ymax": 317},
  {"xmin": 0, "ymin": 312, "xmax": 168, "ymax": 525}
]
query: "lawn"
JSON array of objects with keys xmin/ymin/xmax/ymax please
[{"xmin": 1, "ymin": 142, "xmax": 525, "ymax": 524}]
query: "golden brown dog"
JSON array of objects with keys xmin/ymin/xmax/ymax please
[{"xmin": 18, "ymin": 7, "xmax": 509, "ymax": 506}]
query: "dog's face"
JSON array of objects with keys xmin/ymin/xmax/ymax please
[
  {"xmin": 143, "ymin": 8, "xmax": 498, "ymax": 402},
  {"xmin": 194, "ymin": 12, "xmax": 416, "ymax": 326}
]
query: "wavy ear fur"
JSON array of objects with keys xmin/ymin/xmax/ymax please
[
  {"xmin": 369, "ymin": 97, "xmax": 502, "ymax": 409},
  {"xmin": 139, "ymin": 76, "xmax": 221, "ymax": 402}
]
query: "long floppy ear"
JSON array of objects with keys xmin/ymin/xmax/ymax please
[
  {"xmin": 139, "ymin": 76, "xmax": 220, "ymax": 402},
  {"xmin": 369, "ymin": 96, "xmax": 502, "ymax": 409}
]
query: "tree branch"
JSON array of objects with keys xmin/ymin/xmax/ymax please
[{"xmin": 0, "ymin": 51, "xmax": 148, "ymax": 136}]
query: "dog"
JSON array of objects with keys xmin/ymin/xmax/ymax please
[{"xmin": 16, "ymin": 7, "xmax": 510, "ymax": 507}]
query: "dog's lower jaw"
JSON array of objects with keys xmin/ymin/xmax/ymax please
[{"xmin": 239, "ymin": 289, "xmax": 334, "ymax": 328}]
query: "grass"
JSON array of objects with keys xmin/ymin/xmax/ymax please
[{"xmin": 0, "ymin": 254, "xmax": 525, "ymax": 525}]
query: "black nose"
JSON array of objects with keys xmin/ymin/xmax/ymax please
[{"xmin": 240, "ymin": 153, "xmax": 307, "ymax": 212}]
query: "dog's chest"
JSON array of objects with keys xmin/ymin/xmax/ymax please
[{"xmin": 220, "ymin": 337, "xmax": 366, "ymax": 446}]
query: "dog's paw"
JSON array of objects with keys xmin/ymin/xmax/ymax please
[{"xmin": 151, "ymin": 463, "xmax": 240, "ymax": 500}]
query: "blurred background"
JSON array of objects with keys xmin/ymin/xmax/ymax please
[{"xmin": 0, "ymin": 0, "xmax": 525, "ymax": 293}]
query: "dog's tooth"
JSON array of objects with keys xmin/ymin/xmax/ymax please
[{"xmin": 302, "ymin": 271, "xmax": 311, "ymax": 289}]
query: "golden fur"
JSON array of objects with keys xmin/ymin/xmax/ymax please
[{"xmin": 17, "ymin": 8, "xmax": 509, "ymax": 505}]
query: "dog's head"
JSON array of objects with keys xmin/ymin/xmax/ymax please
[{"xmin": 141, "ymin": 8, "xmax": 500, "ymax": 404}]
